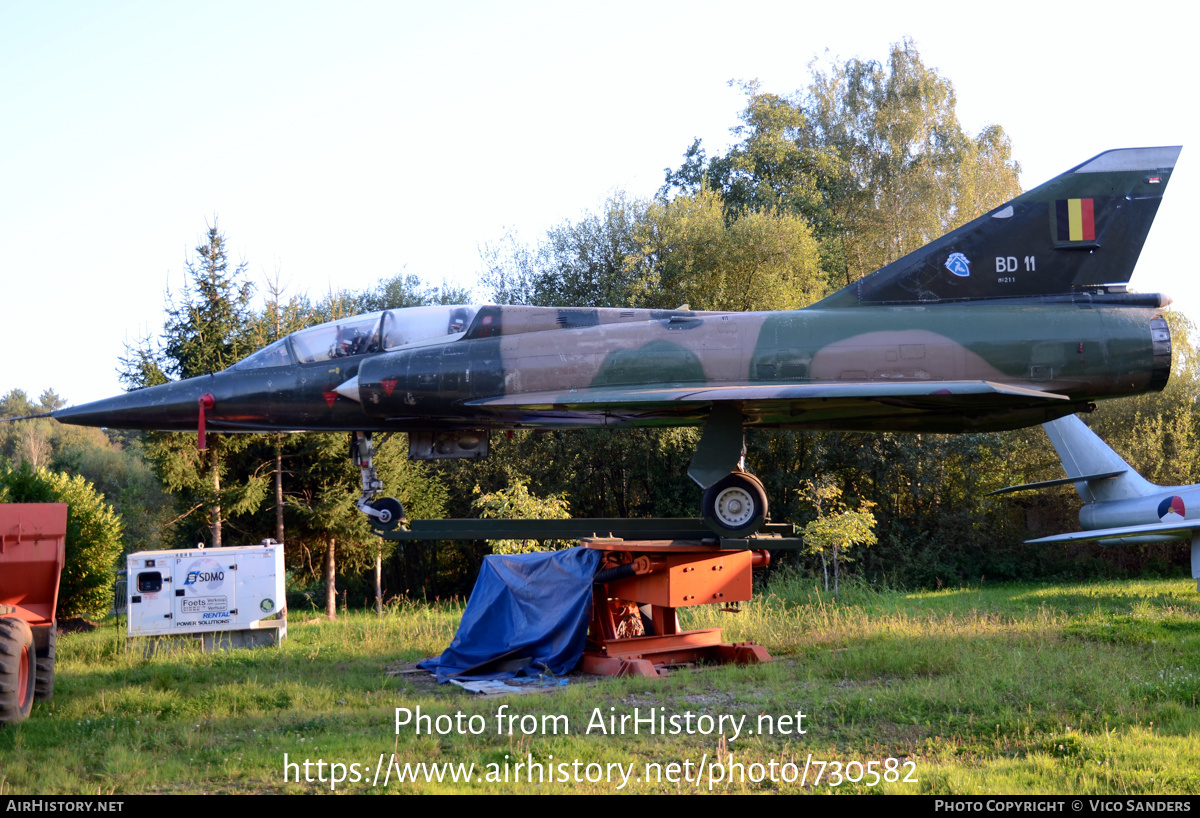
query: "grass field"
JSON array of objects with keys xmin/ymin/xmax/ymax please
[{"xmin": 3, "ymin": 574, "xmax": 1200, "ymax": 794}]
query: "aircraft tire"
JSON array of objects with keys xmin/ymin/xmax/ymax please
[
  {"xmin": 702, "ymin": 473, "xmax": 768, "ymax": 538},
  {"xmin": 371, "ymin": 498, "xmax": 406, "ymax": 531},
  {"xmin": 0, "ymin": 617, "xmax": 36, "ymax": 724},
  {"xmin": 34, "ymin": 626, "xmax": 55, "ymax": 702}
]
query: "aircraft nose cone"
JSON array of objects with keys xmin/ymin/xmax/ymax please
[{"xmin": 51, "ymin": 378, "xmax": 215, "ymax": 431}]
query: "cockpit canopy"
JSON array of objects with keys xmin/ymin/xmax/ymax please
[{"xmin": 233, "ymin": 305, "xmax": 479, "ymax": 370}]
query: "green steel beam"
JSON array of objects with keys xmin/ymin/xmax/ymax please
[{"xmin": 376, "ymin": 518, "xmax": 801, "ymax": 548}]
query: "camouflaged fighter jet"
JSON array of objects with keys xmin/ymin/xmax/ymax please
[
  {"xmin": 27, "ymin": 146, "xmax": 1181, "ymax": 536},
  {"xmin": 991, "ymin": 413, "xmax": 1200, "ymax": 589}
]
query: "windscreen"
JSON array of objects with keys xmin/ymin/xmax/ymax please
[{"xmin": 232, "ymin": 337, "xmax": 294, "ymax": 370}]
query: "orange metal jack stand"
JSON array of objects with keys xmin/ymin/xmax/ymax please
[{"xmin": 580, "ymin": 538, "xmax": 772, "ymax": 678}]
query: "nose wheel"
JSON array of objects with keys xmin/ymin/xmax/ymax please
[
  {"xmin": 367, "ymin": 497, "xmax": 405, "ymax": 531},
  {"xmin": 351, "ymin": 432, "xmax": 406, "ymax": 531},
  {"xmin": 701, "ymin": 472, "xmax": 768, "ymax": 538}
]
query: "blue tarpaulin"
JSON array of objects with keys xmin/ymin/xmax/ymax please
[{"xmin": 419, "ymin": 547, "xmax": 602, "ymax": 682}]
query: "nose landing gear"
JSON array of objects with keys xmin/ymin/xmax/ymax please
[{"xmin": 351, "ymin": 432, "xmax": 406, "ymax": 531}]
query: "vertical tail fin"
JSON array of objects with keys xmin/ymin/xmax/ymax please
[
  {"xmin": 816, "ymin": 146, "xmax": 1181, "ymax": 307},
  {"xmin": 1042, "ymin": 414, "xmax": 1159, "ymax": 502}
]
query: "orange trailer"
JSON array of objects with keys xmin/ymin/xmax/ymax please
[{"xmin": 0, "ymin": 503, "xmax": 67, "ymax": 724}]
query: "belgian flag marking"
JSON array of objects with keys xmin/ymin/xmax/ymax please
[{"xmin": 1055, "ymin": 198, "xmax": 1095, "ymax": 242}]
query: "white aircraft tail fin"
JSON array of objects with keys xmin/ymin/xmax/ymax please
[{"xmin": 1043, "ymin": 414, "xmax": 1159, "ymax": 502}]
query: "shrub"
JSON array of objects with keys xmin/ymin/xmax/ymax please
[{"xmin": 0, "ymin": 461, "xmax": 123, "ymax": 618}]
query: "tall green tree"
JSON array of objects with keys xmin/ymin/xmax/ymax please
[
  {"xmin": 630, "ymin": 187, "xmax": 825, "ymax": 311},
  {"xmin": 482, "ymin": 187, "xmax": 826, "ymax": 313},
  {"xmin": 120, "ymin": 220, "xmax": 266, "ymax": 548},
  {"xmin": 160, "ymin": 223, "xmax": 255, "ymax": 379},
  {"xmin": 663, "ymin": 40, "xmax": 1022, "ymax": 289},
  {"xmin": 481, "ymin": 193, "xmax": 647, "ymax": 308},
  {"xmin": 802, "ymin": 39, "xmax": 1022, "ymax": 286},
  {"xmin": 662, "ymin": 81, "xmax": 840, "ymax": 229}
]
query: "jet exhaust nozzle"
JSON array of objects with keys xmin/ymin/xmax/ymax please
[{"xmin": 1149, "ymin": 314, "xmax": 1172, "ymax": 392}]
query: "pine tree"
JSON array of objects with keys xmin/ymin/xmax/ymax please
[{"xmin": 120, "ymin": 220, "xmax": 266, "ymax": 547}]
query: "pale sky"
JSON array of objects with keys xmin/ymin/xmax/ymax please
[{"xmin": 2, "ymin": 1, "xmax": 1194, "ymax": 405}]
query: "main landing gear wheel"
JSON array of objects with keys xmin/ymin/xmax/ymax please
[
  {"xmin": 369, "ymin": 497, "xmax": 406, "ymax": 531},
  {"xmin": 0, "ymin": 617, "xmax": 36, "ymax": 725},
  {"xmin": 702, "ymin": 472, "xmax": 768, "ymax": 538}
]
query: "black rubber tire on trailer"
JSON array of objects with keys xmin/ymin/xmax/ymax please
[
  {"xmin": 701, "ymin": 472, "xmax": 769, "ymax": 538},
  {"xmin": 0, "ymin": 617, "xmax": 37, "ymax": 724},
  {"xmin": 34, "ymin": 626, "xmax": 55, "ymax": 702}
]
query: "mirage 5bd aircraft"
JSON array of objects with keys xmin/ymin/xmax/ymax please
[{"xmin": 29, "ymin": 147, "xmax": 1180, "ymax": 537}]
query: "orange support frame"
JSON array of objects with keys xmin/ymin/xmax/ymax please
[{"xmin": 580, "ymin": 538, "xmax": 771, "ymax": 678}]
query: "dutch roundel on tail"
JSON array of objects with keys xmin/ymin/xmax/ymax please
[{"xmin": 990, "ymin": 413, "xmax": 1200, "ymax": 588}]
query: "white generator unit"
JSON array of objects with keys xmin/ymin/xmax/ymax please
[{"xmin": 126, "ymin": 541, "xmax": 286, "ymax": 647}]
